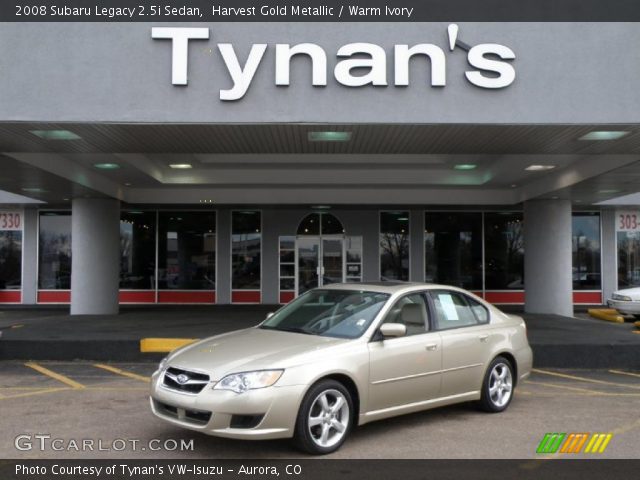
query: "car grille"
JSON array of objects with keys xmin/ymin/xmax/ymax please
[
  {"xmin": 154, "ymin": 400, "xmax": 212, "ymax": 426},
  {"xmin": 162, "ymin": 367, "xmax": 210, "ymax": 394}
]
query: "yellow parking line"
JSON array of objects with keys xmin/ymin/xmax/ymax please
[
  {"xmin": 25, "ymin": 362, "xmax": 85, "ymax": 389},
  {"xmin": 609, "ymin": 369, "xmax": 640, "ymax": 379},
  {"xmin": 93, "ymin": 364, "xmax": 150, "ymax": 383},
  {"xmin": 0, "ymin": 387, "xmax": 70, "ymax": 400},
  {"xmin": 532, "ymin": 369, "xmax": 640, "ymax": 390},
  {"xmin": 526, "ymin": 380, "xmax": 604, "ymax": 395}
]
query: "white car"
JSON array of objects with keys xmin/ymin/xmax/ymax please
[{"xmin": 607, "ymin": 287, "xmax": 640, "ymax": 317}]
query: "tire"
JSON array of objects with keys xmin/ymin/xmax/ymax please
[
  {"xmin": 478, "ymin": 356, "xmax": 515, "ymax": 413},
  {"xmin": 293, "ymin": 379, "xmax": 354, "ymax": 455}
]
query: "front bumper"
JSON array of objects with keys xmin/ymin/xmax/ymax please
[
  {"xmin": 606, "ymin": 299, "xmax": 640, "ymax": 315},
  {"xmin": 149, "ymin": 370, "xmax": 307, "ymax": 440}
]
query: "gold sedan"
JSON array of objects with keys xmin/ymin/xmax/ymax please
[{"xmin": 150, "ymin": 283, "xmax": 532, "ymax": 454}]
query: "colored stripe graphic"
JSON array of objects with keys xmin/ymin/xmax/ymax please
[{"xmin": 538, "ymin": 433, "xmax": 613, "ymax": 454}]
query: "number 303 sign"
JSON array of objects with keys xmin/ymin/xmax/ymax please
[
  {"xmin": 0, "ymin": 210, "xmax": 23, "ymax": 231},
  {"xmin": 617, "ymin": 210, "xmax": 640, "ymax": 232}
]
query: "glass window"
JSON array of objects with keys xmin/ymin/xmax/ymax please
[
  {"xmin": 279, "ymin": 236, "xmax": 295, "ymax": 291},
  {"xmin": 430, "ymin": 290, "xmax": 480, "ymax": 330},
  {"xmin": 572, "ymin": 213, "xmax": 601, "ymax": 290},
  {"xmin": 38, "ymin": 212, "xmax": 71, "ymax": 289},
  {"xmin": 232, "ymin": 211, "xmax": 261, "ymax": 290},
  {"xmin": 425, "ymin": 212, "xmax": 482, "ymax": 289},
  {"xmin": 484, "ymin": 213, "xmax": 524, "ymax": 290},
  {"xmin": 158, "ymin": 212, "xmax": 216, "ymax": 290},
  {"xmin": 381, "ymin": 293, "xmax": 429, "ymax": 335},
  {"xmin": 380, "ymin": 211, "xmax": 410, "ymax": 281},
  {"xmin": 120, "ymin": 211, "xmax": 156, "ymax": 289},
  {"xmin": 260, "ymin": 289, "xmax": 390, "ymax": 339},
  {"xmin": 345, "ymin": 236, "xmax": 363, "ymax": 283},
  {"xmin": 617, "ymin": 231, "xmax": 640, "ymax": 288},
  {"xmin": 0, "ymin": 230, "xmax": 22, "ymax": 290}
]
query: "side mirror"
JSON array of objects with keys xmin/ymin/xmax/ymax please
[
  {"xmin": 265, "ymin": 312, "xmax": 275, "ymax": 320},
  {"xmin": 379, "ymin": 323, "xmax": 407, "ymax": 339}
]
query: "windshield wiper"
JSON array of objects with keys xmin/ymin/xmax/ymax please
[{"xmin": 261, "ymin": 325, "xmax": 312, "ymax": 335}]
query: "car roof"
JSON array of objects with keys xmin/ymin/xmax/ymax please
[{"xmin": 320, "ymin": 282, "xmax": 454, "ymax": 295}]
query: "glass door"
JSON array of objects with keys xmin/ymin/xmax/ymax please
[
  {"xmin": 297, "ymin": 237, "xmax": 320, "ymax": 295},
  {"xmin": 296, "ymin": 237, "xmax": 345, "ymax": 295}
]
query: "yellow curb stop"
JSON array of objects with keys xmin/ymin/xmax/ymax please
[
  {"xmin": 140, "ymin": 338, "xmax": 197, "ymax": 353},
  {"xmin": 587, "ymin": 308, "xmax": 625, "ymax": 323}
]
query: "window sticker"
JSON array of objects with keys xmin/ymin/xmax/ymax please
[{"xmin": 438, "ymin": 294, "xmax": 459, "ymax": 321}]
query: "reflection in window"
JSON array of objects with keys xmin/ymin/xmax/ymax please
[
  {"xmin": 232, "ymin": 211, "xmax": 261, "ymax": 290},
  {"xmin": 425, "ymin": 213, "xmax": 482, "ymax": 289},
  {"xmin": 0, "ymin": 231, "xmax": 22, "ymax": 290},
  {"xmin": 38, "ymin": 212, "xmax": 71, "ymax": 289},
  {"xmin": 572, "ymin": 213, "xmax": 601, "ymax": 290},
  {"xmin": 380, "ymin": 211, "xmax": 409, "ymax": 281},
  {"xmin": 618, "ymin": 231, "xmax": 640, "ymax": 288},
  {"xmin": 484, "ymin": 213, "xmax": 524, "ymax": 290},
  {"xmin": 158, "ymin": 212, "xmax": 216, "ymax": 290},
  {"xmin": 120, "ymin": 212, "xmax": 156, "ymax": 289}
]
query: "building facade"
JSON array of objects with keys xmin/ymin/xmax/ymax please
[{"xmin": 1, "ymin": 22, "xmax": 640, "ymax": 315}]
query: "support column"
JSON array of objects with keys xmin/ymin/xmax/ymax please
[
  {"xmin": 71, "ymin": 198, "xmax": 120, "ymax": 315},
  {"xmin": 216, "ymin": 209, "xmax": 231, "ymax": 304},
  {"xmin": 409, "ymin": 210, "xmax": 425, "ymax": 282},
  {"xmin": 21, "ymin": 208, "xmax": 38, "ymax": 304},
  {"xmin": 600, "ymin": 208, "xmax": 617, "ymax": 303},
  {"xmin": 524, "ymin": 199, "xmax": 573, "ymax": 316}
]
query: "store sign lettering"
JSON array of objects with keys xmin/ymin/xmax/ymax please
[
  {"xmin": 151, "ymin": 25, "xmax": 516, "ymax": 101},
  {"xmin": 0, "ymin": 210, "xmax": 23, "ymax": 231},
  {"xmin": 617, "ymin": 210, "xmax": 640, "ymax": 232}
]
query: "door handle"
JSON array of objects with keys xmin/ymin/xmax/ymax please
[
  {"xmin": 478, "ymin": 334, "xmax": 489, "ymax": 342},
  {"xmin": 425, "ymin": 343, "xmax": 438, "ymax": 351}
]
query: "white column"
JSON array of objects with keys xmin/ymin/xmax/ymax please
[
  {"xmin": 70, "ymin": 198, "xmax": 120, "ymax": 315},
  {"xmin": 524, "ymin": 199, "xmax": 573, "ymax": 316}
]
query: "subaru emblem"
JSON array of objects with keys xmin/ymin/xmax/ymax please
[{"xmin": 176, "ymin": 373, "xmax": 190, "ymax": 385}]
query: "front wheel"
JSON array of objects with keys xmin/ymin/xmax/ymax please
[
  {"xmin": 478, "ymin": 356, "xmax": 514, "ymax": 412},
  {"xmin": 293, "ymin": 380, "xmax": 353, "ymax": 455}
]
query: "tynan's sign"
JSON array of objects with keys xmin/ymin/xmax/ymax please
[{"xmin": 151, "ymin": 24, "xmax": 516, "ymax": 101}]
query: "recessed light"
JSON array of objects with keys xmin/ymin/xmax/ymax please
[
  {"xmin": 63, "ymin": 198, "xmax": 70, "ymax": 201},
  {"xmin": 551, "ymin": 196, "xmax": 559, "ymax": 199},
  {"xmin": 511, "ymin": 184, "xmax": 517, "ymax": 188},
  {"xmin": 124, "ymin": 182, "xmax": 132, "ymax": 186},
  {"xmin": 579, "ymin": 131, "xmax": 630, "ymax": 141},
  {"xmin": 454, "ymin": 164, "xmax": 477, "ymax": 170},
  {"xmin": 308, "ymin": 131, "xmax": 352, "ymax": 142},
  {"xmin": 169, "ymin": 164, "xmax": 193, "ymax": 169},
  {"xmin": 397, "ymin": 217, "xmax": 409, "ymax": 221},
  {"xmin": 311, "ymin": 205, "xmax": 332, "ymax": 210},
  {"xmin": 30, "ymin": 129, "xmax": 82, "ymax": 140},
  {"xmin": 94, "ymin": 163, "xmax": 120, "ymax": 170},
  {"xmin": 525, "ymin": 165, "xmax": 556, "ymax": 171},
  {"xmin": 598, "ymin": 189, "xmax": 621, "ymax": 194},
  {"xmin": 21, "ymin": 187, "xmax": 47, "ymax": 193}
]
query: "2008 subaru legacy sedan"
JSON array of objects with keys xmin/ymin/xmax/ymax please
[{"xmin": 150, "ymin": 282, "xmax": 533, "ymax": 454}]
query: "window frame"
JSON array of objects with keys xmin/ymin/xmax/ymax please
[
  {"xmin": 427, "ymin": 289, "xmax": 489, "ymax": 331},
  {"xmin": 372, "ymin": 291, "xmax": 432, "ymax": 340}
]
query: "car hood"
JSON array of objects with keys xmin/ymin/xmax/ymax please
[
  {"xmin": 613, "ymin": 287, "xmax": 640, "ymax": 300},
  {"xmin": 166, "ymin": 327, "xmax": 348, "ymax": 380}
]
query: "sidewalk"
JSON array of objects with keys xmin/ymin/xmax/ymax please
[{"xmin": 1, "ymin": 306, "xmax": 639, "ymax": 367}]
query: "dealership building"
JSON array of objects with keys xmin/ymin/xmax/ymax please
[{"xmin": 1, "ymin": 21, "xmax": 640, "ymax": 316}]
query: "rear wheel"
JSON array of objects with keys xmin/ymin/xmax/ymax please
[
  {"xmin": 478, "ymin": 356, "xmax": 514, "ymax": 412},
  {"xmin": 293, "ymin": 379, "xmax": 353, "ymax": 455}
]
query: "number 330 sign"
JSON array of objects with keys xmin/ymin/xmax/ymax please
[
  {"xmin": 617, "ymin": 210, "xmax": 640, "ymax": 232},
  {"xmin": 0, "ymin": 210, "xmax": 23, "ymax": 231}
]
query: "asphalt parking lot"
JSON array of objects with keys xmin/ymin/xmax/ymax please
[{"xmin": 0, "ymin": 361, "xmax": 638, "ymax": 459}]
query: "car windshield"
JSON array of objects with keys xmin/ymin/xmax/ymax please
[{"xmin": 260, "ymin": 289, "xmax": 390, "ymax": 339}]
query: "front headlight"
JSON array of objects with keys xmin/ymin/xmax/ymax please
[
  {"xmin": 156, "ymin": 356, "xmax": 169, "ymax": 373},
  {"xmin": 612, "ymin": 294, "xmax": 633, "ymax": 301},
  {"xmin": 213, "ymin": 370, "xmax": 284, "ymax": 394}
]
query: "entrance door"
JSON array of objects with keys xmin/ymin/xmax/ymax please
[{"xmin": 296, "ymin": 237, "xmax": 345, "ymax": 295}]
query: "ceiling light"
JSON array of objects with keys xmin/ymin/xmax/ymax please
[
  {"xmin": 94, "ymin": 162, "xmax": 120, "ymax": 170},
  {"xmin": 454, "ymin": 164, "xmax": 477, "ymax": 170},
  {"xmin": 525, "ymin": 165, "xmax": 556, "ymax": 171},
  {"xmin": 308, "ymin": 131, "xmax": 352, "ymax": 142},
  {"xmin": 598, "ymin": 189, "xmax": 621, "ymax": 194},
  {"xmin": 579, "ymin": 131, "xmax": 630, "ymax": 141},
  {"xmin": 21, "ymin": 187, "xmax": 47, "ymax": 193},
  {"xmin": 311, "ymin": 205, "xmax": 331, "ymax": 210},
  {"xmin": 169, "ymin": 164, "xmax": 193, "ymax": 169},
  {"xmin": 397, "ymin": 217, "xmax": 409, "ymax": 221},
  {"xmin": 30, "ymin": 129, "xmax": 82, "ymax": 140}
]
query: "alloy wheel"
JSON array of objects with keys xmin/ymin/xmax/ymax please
[
  {"xmin": 488, "ymin": 362, "xmax": 513, "ymax": 408},
  {"xmin": 307, "ymin": 389, "xmax": 350, "ymax": 448}
]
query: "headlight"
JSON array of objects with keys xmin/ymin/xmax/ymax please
[
  {"xmin": 156, "ymin": 356, "xmax": 169, "ymax": 373},
  {"xmin": 213, "ymin": 370, "xmax": 284, "ymax": 394},
  {"xmin": 612, "ymin": 294, "xmax": 633, "ymax": 301}
]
